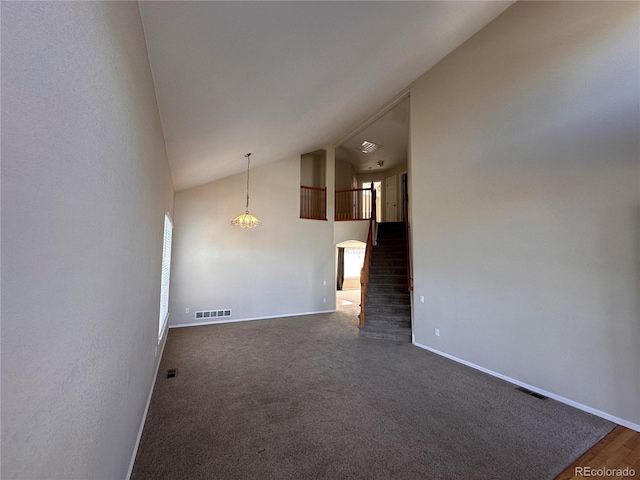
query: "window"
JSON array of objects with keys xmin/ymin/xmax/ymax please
[
  {"xmin": 158, "ymin": 213, "xmax": 173, "ymax": 341},
  {"xmin": 344, "ymin": 247, "xmax": 365, "ymax": 278}
]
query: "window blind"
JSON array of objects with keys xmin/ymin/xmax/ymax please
[{"xmin": 159, "ymin": 214, "xmax": 173, "ymax": 340}]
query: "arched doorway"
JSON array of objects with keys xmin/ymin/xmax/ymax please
[{"xmin": 336, "ymin": 240, "xmax": 366, "ymax": 314}]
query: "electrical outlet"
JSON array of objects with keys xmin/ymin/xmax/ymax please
[
  {"xmin": 323, "ymin": 280, "xmax": 327, "ymax": 285},
  {"xmin": 323, "ymin": 297, "xmax": 327, "ymax": 303},
  {"xmin": 434, "ymin": 328, "xmax": 440, "ymax": 337},
  {"xmin": 420, "ymin": 295, "xmax": 425, "ymax": 303},
  {"xmin": 185, "ymin": 307, "xmax": 190, "ymax": 314}
]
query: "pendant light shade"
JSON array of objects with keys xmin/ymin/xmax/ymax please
[
  {"xmin": 231, "ymin": 211, "xmax": 262, "ymax": 228},
  {"xmin": 231, "ymin": 153, "xmax": 262, "ymax": 228}
]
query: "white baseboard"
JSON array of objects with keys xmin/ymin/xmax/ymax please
[
  {"xmin": 126, "ymin": 334, "xmax": 168, "ymax": 480},
  {"xmin": 412, "ymin": 340, "xmax": 640, "ymax": 433},
  {"xmin": 169, "ymin": 309, "xmax": 336, "ymax": 329}
]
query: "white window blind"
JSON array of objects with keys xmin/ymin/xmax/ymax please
[{"xmin": 159, "ymin": 213, "xmax": 173, "ymax": 340}]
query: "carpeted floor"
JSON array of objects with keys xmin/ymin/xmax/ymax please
[{"xmin": 132, "ymin": 290, "xmax": 613, "ymax": 480}]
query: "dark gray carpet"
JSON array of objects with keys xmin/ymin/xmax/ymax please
[{"xmin": 132, "ymin": 294, "xmax": 613, "ymax": 480}]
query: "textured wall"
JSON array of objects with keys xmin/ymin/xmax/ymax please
[
  {"xmin": 409, "ymin": 1, "xmax": 639, "ymax": 426},
  {"xmin": 169, "ymin": 155, "xmax": 336, "ymax": 327},
  {"xmin": 1, "ymin": 2, "xmax": 174, "ymax": 478}
]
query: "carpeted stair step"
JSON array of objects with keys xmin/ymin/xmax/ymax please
[
  {"xmin": 367, "ymin": 287, "xmax": 410, "ymax": 303},
  {"xmin": 367, "ymin": 282, "xmax": 409, "ymax": 291},
  {"xmin": 375, "ymin": 242, "xmax": 406, "ymax": 249},
  {"xmin": 370, "ymin": 265, "xmax": 407, "ymax": 275},
  {"xmin": 371, "ymin": 265, "xmax": 406, "ymax": 271},
  {"xmin": 376, "ymin": 237, "xmax": 405, "ymax": 244},
  {"xmin": 372, "ymin": 259, "xmax": 406, "ymax": 266},
  {"xmin": 365, "ymin": 304, "xmax": 410, "ymax": 314},
  {"xmin": 367, "ymin": 283, "xmax": 409, "ymax": 294},
  {"xmin": 358, "ymin": 324, "xmax": 412, "ymax": 342},
  {"xmin": 365, "ymin": 304, "xmax": 411, "ymax": 317},
  {"xmin": 366, "ymin": 305, "xmax": 410, "ymax": 319},
  {"xmin": 366, "ymin": 309, "xmax": 408, "ymax": 320},
  {"xmin": 374, "ymin": 249, "xmax": 405, "ymax": 256},
  {"xmin": 372, "ymin": 249, "xmax": 406, "ymax": 257},
  {"xmin": 377, "ymin": 239, "xmax": 405, "ymax": 245},
  {"xmin": 365, "ymin": 316, "xmax": 410, "ymax": 327},
  {"xmin": 375, "ymin": 238, "xmax": 406, "ymax": 245},
  {"xmin": 374, "ymin": 254, "xmax": 405, "ymax": 260},
  {"xmin": 366, "ymin": 294, "xmax": 410, "ymax": 306},
  {"xmin": 376, "ymin": 234, "xmax": 405, "ymax": 241},
  {"xmin": 371, "ymin": 262, "xmax": 406, "ymax": 270},
  {"xmin": 370, "ymin": 274, "xmax": 407, "ymax": 284},
  {"xmin": 365, "ymin": 315, "xmax": 411, "ymax": 328}
]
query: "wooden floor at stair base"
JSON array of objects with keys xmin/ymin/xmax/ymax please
[{"xmin": 556, "ymin": 426, "xmax": 640, "ymax": 480}]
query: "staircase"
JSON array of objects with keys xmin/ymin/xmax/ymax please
[{"xmin": 358, "ymin": 222, "xmax": 411, "ymax": 342}]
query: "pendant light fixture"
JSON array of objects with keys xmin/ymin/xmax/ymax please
[{"xmin": 231, "ymin": 153, "xmax": 262, "ymax": 228}]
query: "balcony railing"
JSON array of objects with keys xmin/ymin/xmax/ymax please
[
  {"xmin": 335, "ymin": 185, "xmax": 374, "ymax": 221},
  {"xmin": 300, "ymin": 186, "xmax": 327, "ymax": 220}
]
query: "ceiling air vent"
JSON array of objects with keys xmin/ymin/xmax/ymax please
[
  {"xmin": 195, "ymin": 309, "xmax": 232, "ymax": 320},
  {"xmin": 359, "ymin": 140, "xmax": 382, "ymax": 154}
]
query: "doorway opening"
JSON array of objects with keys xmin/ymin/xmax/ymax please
[
  {"xmin": 336, "ymin": 240, "xmax": 366, "ymax": 314},
  {"xmin": 401, "ymin": 172, "xmax": 408, "ymax": 222},
  {"xmin": 361, "ymin": 181, "xmax": 382, "ymax": 222}
]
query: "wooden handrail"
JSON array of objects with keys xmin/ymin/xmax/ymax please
[
  {"xmin": 404, "ymin": 190, "xmax": 412, "ymax": 291},
  {"xmin": 360, "ymin": 183, "xmax": 376, "ymax": 325},
  {"xmin": 334, "ymin": 188, "xmax": 372, "ymax": 193}
]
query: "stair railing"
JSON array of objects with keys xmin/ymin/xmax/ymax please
[
  {"xmin": 360, "ymin": 183, "xmax": 376, "ymax": 325},
  {"xmin": 404, "ymin": 190, "xmax": 412, "ymax": 291},
  {"xmin": 335, "ymin": 186, "xmax": 374, "ymax": 221}
]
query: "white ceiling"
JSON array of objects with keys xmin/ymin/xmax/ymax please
[
  {"xmin": 139, "ymin": 1, "xmax": 512, "ymax": 191},
  {"xmin": 336, "ymin": 96, "xmax": 409, "ymax": 173}
]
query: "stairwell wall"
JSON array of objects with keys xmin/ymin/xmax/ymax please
[{"xmin": 408, "ymin": 1, "xmax": 640, "ymax": 427}]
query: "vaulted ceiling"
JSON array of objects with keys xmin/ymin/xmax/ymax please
[
  {"xmin": 336, "ymin": 97, "xmax": 410, "ymax": 173},
  {"xmin": 138, "ymin": 1, "xmax": 513, "ymax": 191}
]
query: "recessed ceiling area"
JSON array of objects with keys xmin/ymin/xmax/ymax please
[
  {"xmin": 138, "ymin": 1, "xmax": 513, "ymax": 191},
  {"xmin": 336, "ymin": 97, "xmax": 409, "ymax": 173}
]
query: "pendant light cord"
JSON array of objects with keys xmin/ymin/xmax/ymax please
[{"xmin": 245, "ymin": 153, "xmax": 251, "ymax": 212}]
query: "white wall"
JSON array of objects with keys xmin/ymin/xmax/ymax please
[
  {"xmin": 300, "ymin": 150, "xmax": 326, "ymax": 188},
  {"xmin": 334, "ymin": 221, "xmax": 369, "ymax": 245},
  {"xmin": 409, "ymin": 1, "xmax": 639, "ymax": 426},
  {"xmin": 335, "ymin": 159, "xmax": 357, "ymax": 190},
  {"xmin": 170, "ymin": 155, "xmax": 336, "ymax": 326},
  {"xmin": 1, "ymin": 3, "xmax": 175, "ymax": 479}
]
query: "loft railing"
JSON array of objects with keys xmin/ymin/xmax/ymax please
[
  {"xmin": 300, "ymin": 186, "xmax": 327, "ymax": 220},
  {"xmin": 359, "ymin": 184, "xmax": 377, "ymax": 325},
  {"xmin": 335, "ymin": 185, "xmax": 374, "ymax": 221}
]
